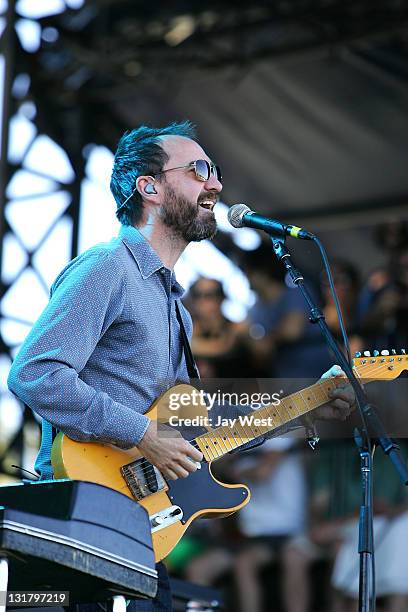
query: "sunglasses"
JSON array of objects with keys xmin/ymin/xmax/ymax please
[{"xmin": 154, "ymin": 159, "xmax": 222, "ymax": 183}]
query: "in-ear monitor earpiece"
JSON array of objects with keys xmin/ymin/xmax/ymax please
[{"xmin": 144, "ymin": 183, "xmax": 157, "ymax": 195}]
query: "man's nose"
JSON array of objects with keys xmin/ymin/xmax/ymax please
[{"xmin": 204, "ymin": 174, "xmax": 222, "ymax": 193}]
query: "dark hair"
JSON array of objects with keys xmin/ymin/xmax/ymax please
[
  {"xmin": 374, "ymin": 220, "xmax": 408, "ymax": 253},
  {"xmin": 239, "ymin": 243, "xmax": 286, "ymax": 283},
  {"xmin": 189, "ymin": 277, "xmax": 225, "ymax": 300},
  {"xmin": 110, "ymin": 121, "xmax": 197, "ymax": 226},
  {"xmin": 320, "ymin": 259, "xmax": 360, "ymax": 291}
]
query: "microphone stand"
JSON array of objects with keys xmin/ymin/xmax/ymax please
[{"xmin": 269, "ymin": 234, "xmax": 408, "ymax": 612}]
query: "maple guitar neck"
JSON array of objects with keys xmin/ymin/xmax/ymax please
[
  {"xmin": 193, "ymin": 350, "xmax": 408, "ymax": 462},
  {"xmin": 194, "ymin": 376, "xmax": 344, "ymax": 461}
]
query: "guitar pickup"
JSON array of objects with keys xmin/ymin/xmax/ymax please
[{"xmin": 150, "ymin": 506, "xmax": 183, "ymax": 532}]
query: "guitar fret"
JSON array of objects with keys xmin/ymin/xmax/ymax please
[
  {"xmin": 207, "ymin": 434, "xmax": 222, "ymax": 459},
  {"xmin": 264, "ymin": 404, "xmax": 282, "ymax": 429},
  {"xmin": 245, "ymin": 414, "xmax": 259, "ymax": 439},
  {"xmin": 224, "ymin": 425, "xmax": 239, "ymax": 450},
  {"xmin": 301, "ymin": 389, "xmax": 313, "ymax": 416},
  {"xmin": 203, "ymin": 426, "xmax": 238, "ymax": 455},
  {"xmin": 290, "ymin": 395, "xmax": 302, "ymax": 418},
  {"xmin": 208, "ymin": 432, "xmax": 223, "ymax": 458},
  {"xmin": 309, "ymin": 384, "xmax": 318, "ymax": 407},
  {"xmin": 216, "ymin": 426, "xmax": 234, "ymax": 452},
  {"xmin": 197, "ymin": 436, "xmax": 216, "ymax": 461},
  {"xmin": 280, "ymin": 397, "xmax": 293, "ymax": 423},
  {"xmin": 280, "ymin": 398, "xmax": 297, "ymax": 423},
  {"xmin": 231, "ymin": 425, "xmax": 246, "ymax": 446},
  {"xmin": 315, "ymin": 381, "xmax": 328, "ymax": 403},
  {"xmin": 239, "ymin": 420, "xmax": 254, "ymax": 440}
]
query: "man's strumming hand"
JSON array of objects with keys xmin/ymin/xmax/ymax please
[{"xmin": 137, "ymin": 420, "xmax": 203, "ymax": 481}]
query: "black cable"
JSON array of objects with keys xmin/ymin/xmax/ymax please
[
  {"xmin": 370, "ymin": 446, "xmax": 376, "ymax": 611},
  {"xmin": 312, "ymin": 235, "xmax": 351, "ymax": 365},
  {"xmin": 312, "ymin": 235, "xmax": 376, "ymax": 610}
]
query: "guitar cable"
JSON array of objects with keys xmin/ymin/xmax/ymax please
[{"xmin": 311, "ymin": 235, "xmax": 375, "ymax": 611}]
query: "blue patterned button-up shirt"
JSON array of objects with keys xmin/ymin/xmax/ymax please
[{"xmin": 7, "ymin": 225, "xmax": 193, "ymax": 479}]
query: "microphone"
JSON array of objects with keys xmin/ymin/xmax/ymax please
[{"xmin": 227, "ymin": 204, "xmax": 314, "ymax": 240}]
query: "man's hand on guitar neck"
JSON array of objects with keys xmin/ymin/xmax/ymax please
[
  {"xmin": 137, "ymin": 421, "xmax": 203, "ymax": 480},
  {"xmin": 315, "ymin": 364, "xmax": 356, "ymax": 421}
]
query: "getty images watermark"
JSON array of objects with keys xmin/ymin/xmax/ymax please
[{"xmin": 167, "ymin": 389, "xmax": 281, "ymax": 428}]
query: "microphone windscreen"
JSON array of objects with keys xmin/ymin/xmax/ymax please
[{"xmin": 227, "ymin": 203, "xmax": 251, "ymax": 228}]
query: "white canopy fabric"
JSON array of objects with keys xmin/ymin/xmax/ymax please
[{"xmin": 115, "ymin": 48, "xmax": 408, "ymax": 226}]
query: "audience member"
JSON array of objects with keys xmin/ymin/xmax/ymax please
[
  {"xmin": 185, "ymin": 277, "xmax": 256, "ymax": 379},
  {"xmin": 359, "ymin": 246, "xmax": 408, "ymax": 351},
  {"xmin": 241, "ymin": 244, "xmax": 332, "ymax": 379},
  {"xmin": 319, "ymin": 259, "xmax": 363, "ymax": 357},
  {"xmin": 284, "ymin": 441, "xmax": 408, "ymax": 612},
  {"xmin": 232, "ymin": 438, "xmax": 307, "ymax": 612}
]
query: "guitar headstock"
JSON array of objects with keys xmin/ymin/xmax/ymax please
[{"xmin": 352, "ymin": 349, "xmax": 408, "ymax": 380}]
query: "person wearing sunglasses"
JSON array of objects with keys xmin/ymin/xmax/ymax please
[
  {"xmin": 8, "ymin": 121, "xmax": 355, "ymax": 612},
  {"xmin": 114, "ymin": 142, "xmax": 222, "ymax": 245}
]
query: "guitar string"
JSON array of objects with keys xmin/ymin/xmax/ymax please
[
  {"xmin": 123, "ymin": 359, "xmax": 406, "ymax": 489},
  {"xmin": 128, "ymin": 359, "xmax": 402, "ymax": 488}
]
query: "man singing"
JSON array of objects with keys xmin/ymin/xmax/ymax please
[{"xmin": 8, "ymin": 121, "xmax": 354, "ymax": 611}]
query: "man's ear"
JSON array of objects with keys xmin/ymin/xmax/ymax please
[{"xmin": 136, "ymin": 176, "xmax": 158, "ymax": 198}]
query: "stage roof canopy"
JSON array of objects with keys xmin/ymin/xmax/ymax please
[{"xmin": 19, "ymin": 0, "xmax": 408, "ymax": 226}]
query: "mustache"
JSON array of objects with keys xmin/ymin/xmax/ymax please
[{"xmin": 197, "ymin": 194, "xmax": 219, "ymax": 205}]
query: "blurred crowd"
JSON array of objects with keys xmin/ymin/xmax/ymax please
[{"xmin": 167, "ymin": 221, "xmax": 408, "ymax": 612}]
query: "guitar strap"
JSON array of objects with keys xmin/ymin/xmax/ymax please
[
  {"xmin": 175, "ymin": 301, "xmax": 264, "ymax": 451},
  {"xmin": 175, "ymin": 301, "xmax": 200, "ymax": 381}
]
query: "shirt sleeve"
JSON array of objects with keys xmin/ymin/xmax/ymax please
[{"xmin": 7, "ymin": 250, "xmax": 150, "ymax": 447}]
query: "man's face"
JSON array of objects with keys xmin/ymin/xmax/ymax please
[{"xmin": 157, "ymin": 136, "xmax": 222, "ymax": 242}]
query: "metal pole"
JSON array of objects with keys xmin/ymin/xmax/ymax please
[{"xmin": 0, "ymin": 0, "xmax": 16, "ymax": 256}]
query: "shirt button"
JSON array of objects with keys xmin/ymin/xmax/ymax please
[{"xmin": 160, "ymin": 268, "xmax": 165, "ymax": 275}]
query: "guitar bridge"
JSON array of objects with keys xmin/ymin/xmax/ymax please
[{"xmin": 121, "ymin": 458, "xmax": 167, "ymax": 500}]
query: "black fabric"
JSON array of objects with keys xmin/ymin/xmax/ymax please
[
  {"xmin": 70, "ymin": 562, "xmax": 172, "ymax": 611},
  {"xmin": 175, "ymin": 301, "xmax": 200, "ymax": 381}
]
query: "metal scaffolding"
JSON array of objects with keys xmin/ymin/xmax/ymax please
[{"xmin": 0, "ymin": 2, "xmax": 86, "ymax": 480}]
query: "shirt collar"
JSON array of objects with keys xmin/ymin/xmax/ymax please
[
  {"xmin": 119, "ymin": 225, "xmax": 186, "ymax": 297},
  {"xmin": 119, "ymin": 225, "xmax": 164, "ymax": 279}
]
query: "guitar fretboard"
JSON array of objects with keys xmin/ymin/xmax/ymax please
[{"xmin": 194, "ymin": 377, "xmax": 345, "ymax": 461}]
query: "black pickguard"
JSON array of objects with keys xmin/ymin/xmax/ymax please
[{"xmin": 166, "ymin": 463, "xmax": 249, "ymax": 524}]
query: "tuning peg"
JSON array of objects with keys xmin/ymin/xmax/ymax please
[
  {"xmin": 364, "ymin": 351, "xmax": 371, "ymax": 357},
  {"xmin": 392, "ymin": 349, "xmax": 396, "ymax": 355},
  {"xmin": 373, "ymin": 350, "xmax": 379, "ymax": 357},
  {"xmin": 354, "ymin": 352, "xmax": 361, "ymax": 358},
  {"xmin": 402, "ymin": 349, "xmax": 406, "ymax": 355},
  {"xmin": 381, "ymin": 350, "xmax": 390, "ymax": 356}
]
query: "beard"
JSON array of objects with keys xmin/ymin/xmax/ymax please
[{"xmin": 159, "ymin": 183, "xmax": 217, "ymax": 243}]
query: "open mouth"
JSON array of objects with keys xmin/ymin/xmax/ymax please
[{"xmin": 198, "ymin": 200, "xmax": 216, "ymax": 211}]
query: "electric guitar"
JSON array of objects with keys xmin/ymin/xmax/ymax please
[{"xmin": 51, "ymin": 350, "xmax": 408, "ymax": 561}]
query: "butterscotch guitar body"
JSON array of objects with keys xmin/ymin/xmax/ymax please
[{"xmin": 51, "ymin": 384, "xmax": 250, "ymax": 561}]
